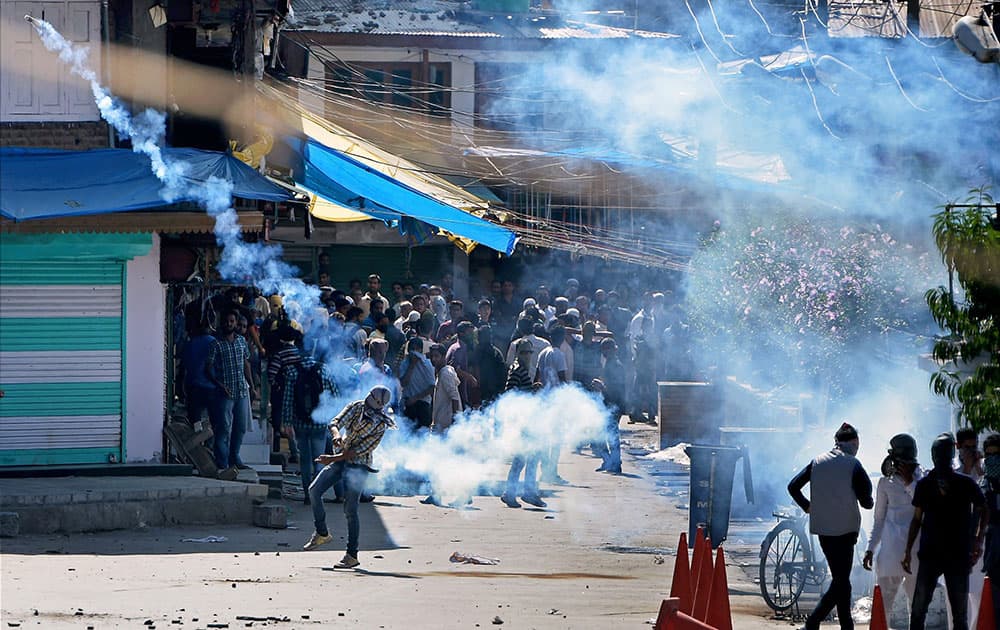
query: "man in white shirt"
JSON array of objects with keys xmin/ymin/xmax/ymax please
[
  {"xmin": 393, "ymin": 301, "xmax": 413, "ymax": 331},
  {"xmin": 505, "ymin": 318, "xmax": 551, "ymax": 375},
  {"xmin": 428, "ymin": 343, "xmax": 462, "ymax": 434},
  {"xmin": 359, "ymin": 273, "xmax": 390, "ymax": 319},
  {"xmin": 535, "ymin": 326, "xmax": 569, "ymax": 485},
  {"xmin": 422, "ymin": 343, "xmax": 463, "ymax": 506}
]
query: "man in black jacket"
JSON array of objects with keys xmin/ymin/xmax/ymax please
[{"xmin": 788, "ymin": 423, "xmax": 874, "ymax": 630}]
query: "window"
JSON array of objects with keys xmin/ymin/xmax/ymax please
[
  {"xmin": 325, "ymin": 61, "xmax": 451, "ymax": 116},
  {"xmin": 474, "ymin": 62, "xmax": 544, "ymax": 131},
  {"xmin": 1, "ymin": 1, "xmax": 101, "ymax": 121}
]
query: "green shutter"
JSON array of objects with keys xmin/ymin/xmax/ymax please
[
  {"xmin": 0, "ymin": 257, "xmax": 125, "ymax": 466},
  {"xmin": 323, "ymin": 245, "xmax": 452, "ymax": 291}
]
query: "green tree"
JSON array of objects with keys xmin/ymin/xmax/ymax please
[{"xmin": 926, "ymin": 188, "xmax": 1000, "ymax": 431}]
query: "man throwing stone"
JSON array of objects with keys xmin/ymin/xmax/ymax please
[
  {"xmin": 303, "ymin": 386, "xmax": 396, "ymax": 569},
  {"xmin": 788, "ymin": 423, "xmax": 874, "ymax": 630}
]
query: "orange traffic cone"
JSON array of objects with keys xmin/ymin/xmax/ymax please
[
  {"xmin": 704, "ymin": 546, "xmax": 733, "ymax": 630},
  {"xmin": 869, "ymin": 584, "xmax": 888, "ymax": 630},
  {"xmin": 693, "ymin": 536, "xmax": 714, "ymax": 622},
  {"xmin": 653, "ymin": 598, "xmax": 674, "ymax": 630},
  {"xmin": 670, "ymin": 532, "xmax": 694, "ymax": 615},
  {"xmin": 977, "ymin": 577, "xmax": 995, "ymax": 630},
  {"xmin": 691, "ymin": 526, "xmax": 706, "ymax": 593}
]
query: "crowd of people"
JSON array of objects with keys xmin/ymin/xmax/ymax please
[
  {"xmin": 789, "ymin": 425, "xmax": 1000, "ymax": 630},
  {"xmin": 175, "ymin": 270, "xmax": 692, "ymax": 565},
  {"xmin": 177, "ymin": 272, "xmax": 693, "ymax": 471}
]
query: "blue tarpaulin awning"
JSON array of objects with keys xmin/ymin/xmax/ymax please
[
  {"xmin": 293, "ymin": 137, "xmax": 517, "ymax": 255},
  {"xmin": 0, "ymin": 147, "xmax": 293, "ymax": 221}
]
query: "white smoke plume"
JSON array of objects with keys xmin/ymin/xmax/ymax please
[{"xmin": 370, "ymin": 385, "xmax": 610, "ymax": 503}]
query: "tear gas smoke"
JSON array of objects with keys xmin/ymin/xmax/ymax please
[
  {"xmin": 367, "ymin": 385, "xmax": 609, "ymax": 503},
  {"xmin": 27, "ymin": 17, "xmax": 617, "ymax": 503},
  {"xmin": 480, "ymin": 13, "xmax": 997, "ymax": 511}
]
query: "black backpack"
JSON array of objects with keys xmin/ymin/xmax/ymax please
[{"xmin": 293, "ymin": 362, "xmax": 325, "ymax": 422}]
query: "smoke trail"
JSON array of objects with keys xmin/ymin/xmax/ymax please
[
  {"xmin": 28, "ymin": 17, "xmax": 619, "ymax": 503},
  {"xmin": 26, "ymin": 15, "xmax": 320, "ymax": 315}
]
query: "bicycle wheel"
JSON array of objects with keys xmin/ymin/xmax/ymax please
[{"xmin": 759, "ymin": 521, "xmax": 810, "ymax": 612}]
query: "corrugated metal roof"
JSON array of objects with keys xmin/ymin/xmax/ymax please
[
  {"xmin": 287, "ymin": 0, "xmax": 678, "ymax": 38},
  {"xmin": 827, "ymin": 0, "xmax": 982, "ymax": 39}
]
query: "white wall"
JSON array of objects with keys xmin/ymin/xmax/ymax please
[
  {"xmin": 312, "ymin": 45, "xmax": 537, "ymax": 134},
  {"xmin": 124, "ymin": 233, "xmax": 166, "ymax": 462}
]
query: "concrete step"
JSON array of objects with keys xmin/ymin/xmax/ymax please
[{"xmin": 0, "ymin": 475, "xmax": 267, "ymax": 535}]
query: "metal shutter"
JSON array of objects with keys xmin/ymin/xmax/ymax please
[{"xmin": 0, "ymin": 260, "xmax": 124, "ymax": 465}]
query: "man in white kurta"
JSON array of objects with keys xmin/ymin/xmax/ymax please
[{"xmin": 864, "ymin": 434, "xmax": 924, "ymax": 625}]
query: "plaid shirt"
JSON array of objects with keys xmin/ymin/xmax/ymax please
[
  {"xmin": 208, "ymin": 335, "xmax": 251, "ymax": 399},
  {"xmin": 329, "ymin": 400, "xmax": 395, "ymax": 467}
]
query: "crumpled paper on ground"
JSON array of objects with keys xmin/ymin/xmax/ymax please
[
  {"xmin": 450, "ymin": 551, "xmax": 500, "ymax": 565},
  {"xmin": 643, "ymin": 442, "xmax": 691, "ymax": 466},
  {"xmin": 851, "ymin": 595, "xmax": 872, "ymax": 624},
  {"xmin": 180, "ymin": 536, "xmax": 229, "ymax": 543}
]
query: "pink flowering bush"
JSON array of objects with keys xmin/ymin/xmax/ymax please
[{"xmin": 687, "ymin": 214, "xmax": 939, "ymax": 393}]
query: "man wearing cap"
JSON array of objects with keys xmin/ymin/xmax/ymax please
[
  {"xmin": 500, "ymin": 339, "xmax": 545, "ymax": 508},
  {"xmin": 303, "ymin": 386, "xmax": 396, "ymax": 569},
  {"xmin": 863, "ymin": 434, "xmax": 924, "ymax": 624},
  {"xmin": 904, "ymin": 432, "xmax": 987, "ymax": 630},
  {"xmin": 788, "ymin": 423, "xmax": 874, "ymax": 630}
]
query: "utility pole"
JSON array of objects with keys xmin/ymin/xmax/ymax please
[{"xmin": 906, "ymin": 0, "xmax": 920, "ymax": 36}]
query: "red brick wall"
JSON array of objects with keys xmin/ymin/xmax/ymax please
[{"xmin": 0, "ymin": 121, "xmax": 110, "ymax": 150}]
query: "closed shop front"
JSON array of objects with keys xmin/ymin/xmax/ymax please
[{"xmin": 0, "ymin": 233, "xmax": 150, "ymax": 466}]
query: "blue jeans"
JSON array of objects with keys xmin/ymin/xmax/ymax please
[
  {"xmin": 591, "ymin": 414, "xmax": 622, "ymax": 470},
  {"xmin": 540, "ymin": 440, "xmax": 562, "ymax": 480},
  {"xmin": 211, "ymin": 395, "xmax": 250, "ymax": 470},
  {"xmin": 506, "ymin": 452, "xmax": 540, "ymax": 497},
  {"xmin": 909, "ymin": 558, "xmax": 970, "ymax": 630},
  {"xmin": 295, "ymin": 426, "xmax": 328, "ymax": 495},
  {"xmin": 309, "ymin": 462, "xmax": 369, "ymax": 557}
]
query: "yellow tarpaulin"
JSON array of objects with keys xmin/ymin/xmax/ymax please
[
  {"xmin": 298, "ymin": 112, "xmax": 490, "ymax": 214},
  {"xmin": 307, "ymin": 191, "xmax": 372, "ymax": 223}
]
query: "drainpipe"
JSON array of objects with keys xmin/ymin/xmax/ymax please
[{"xmin": 101, "ymin": 0, "xmax": 113, "ymax": 147}]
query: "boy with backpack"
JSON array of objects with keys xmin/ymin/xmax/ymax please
[
  {"xmin": 279, "ymin": 354, "xmax": 335, "ymax": 503},
  {"xmin": 268, "ymin": 325, "xmax": 303, "ymax": 463}
]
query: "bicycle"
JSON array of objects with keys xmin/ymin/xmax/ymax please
[{"xmin": 758, "ymin": 508, "xmax": 870, "ymax": 613}]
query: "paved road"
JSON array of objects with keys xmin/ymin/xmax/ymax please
[{"xmin": 2, "ymin": 424, "xmax": 803, "ymax": 629}]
